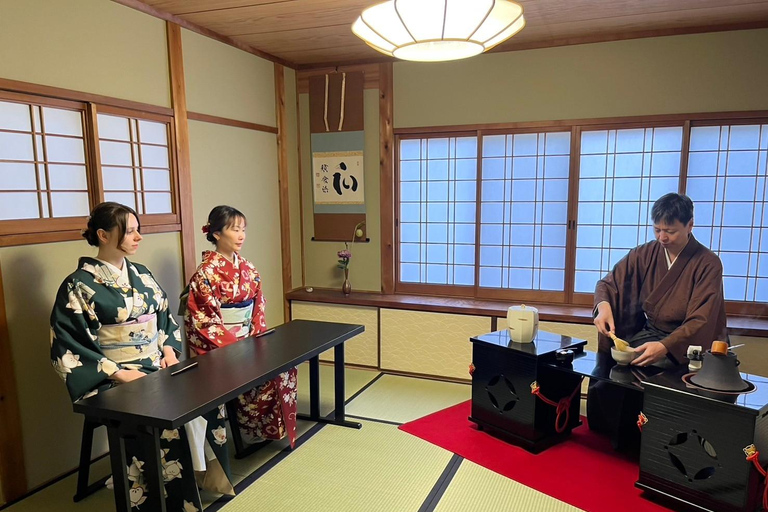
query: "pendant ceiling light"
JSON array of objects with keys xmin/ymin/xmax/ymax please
[{"xmin": 352, "ymin": 0, "xmax": 526, "ymax": 62}]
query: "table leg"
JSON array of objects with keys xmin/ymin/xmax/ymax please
[
  {"xmin": 106, "ymin": 425, "xmax": 131, "ymax": 512},
  {"xmin": 331, "ymin": 343, "xmax": 360, "ymax": 428},
  {"xmin": 296, "ymin": 356, "xmax": 328, "ymax": 423},
  {"xmin": 139, "ymin": 427, "xmax": 167, "ymax": 512},
  {"xmin": 296, "ymin": 345, "xmax": 361, "ymax": 429},
  {"xmin": 225, "ymin": 399, "xmax": 246, "ymax": 457},
  {"xmin": 334, "ymin": 343, "xmax": 346, "ymax": 422},
  {"xmin": 309, "ymin": 355, "xmax": 320, "ymax": 419},
  {"xmin": 297, "ymin": 355, "xmax": 323, "ymax": 424},
  {"xmin": 175, "ymin": 426, "xmax": 203, "ymax": 510},
  {"xmin": 73, "ymin": 419, "xmax": 110, "ymax": 502}
]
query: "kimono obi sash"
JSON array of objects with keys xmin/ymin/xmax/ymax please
[
  {"xmin": 221, "ymin": 299, "xmax": 254, "ymax": 340},
  {"xmin": 97, "ymin": 313, "xmax": 161, "ymax": 365}
]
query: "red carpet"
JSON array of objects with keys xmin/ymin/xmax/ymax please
[{"xmin": 399, "ymin": 400, "xmax": 671, "ymax": 512}]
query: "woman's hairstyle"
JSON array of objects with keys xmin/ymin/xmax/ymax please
[
  {"xmin": 82, "ymin": 202, "xmax": 140, "ymax": 248},
  {"xmin": 205, "ymin": 205, "xmax": 247, "ymax": 245},
  {"xmin": 651, "ymin": 193, "xmax": 694, "ymax": 226}
]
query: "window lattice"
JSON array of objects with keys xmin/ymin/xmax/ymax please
[
  {"xmin": 687, "ymin": 124, "xmax": 768, "ymax": 302},
  {"xmin": 98, "ymin": 113, "xmax": 173, "ymax": 214},
  {"xmin": 0, "ymin": 100, "xmax": 89, "ymax": 220},
  {"xmin": 574, "ymin": 127, "xmax": 683, "ymax": 293},
  {"xmin": 479, "ymin": 132, "xmax": 570, "ymax": 291},
  {"xmin": 399, "ymin": 136, "xmax": 478, "ymax": 285}
]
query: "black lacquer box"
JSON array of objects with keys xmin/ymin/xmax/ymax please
[
  {"xmin": 637, "ymin": 372, "xmax": 768, "ymax": 512},
  {"xmin": 469, "ymin": 329, "xmax": 587, "ymax": 453}
]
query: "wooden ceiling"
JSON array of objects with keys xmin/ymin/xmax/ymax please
[{"xmin": 129, "ymin": 0, "xmax": 768, "ymax": 69}]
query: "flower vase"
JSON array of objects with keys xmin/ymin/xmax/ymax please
[{"xmin": 342, "ymin": 268, "xmax": 351, "ymax": 296}]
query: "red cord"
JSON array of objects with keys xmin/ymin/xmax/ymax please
[
  {"xmin": 530, "ymin": 378, "xmax": 584, "ymax": 434},
  {"xmin": 637, "ymin": 412, "xmax": 648, "ymax": 432},
  {"xmin": 744, "ymin": 445, "xmax": 768, "ymax": 510}
]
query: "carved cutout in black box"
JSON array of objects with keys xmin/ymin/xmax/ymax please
[
  {"xmin": 638, "ymin": 372, "xmax": 768, "ymax": 512},
  {"xmin": 469, "ymin": 330, "xmax": 587, "ymax": 453}
]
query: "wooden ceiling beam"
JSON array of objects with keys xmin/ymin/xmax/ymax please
[
  {"xmin": 178, "ymin": 0, "xmax": 372, "ymax": 36},
  {"xmin": 142, "ymin": 0, "xmax": 292, "ymax": 16},
  {"xmin": 111, "ymin": 0, "xmax": 295, "ymax": 68},
  {"xmin": 493, "ymin": 20, "xmax": 768, "ymax": 54}
]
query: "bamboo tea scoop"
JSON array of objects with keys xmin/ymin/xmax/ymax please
[{"xmin": 609, "ymin": 332, "xmax": 630, "ymax": 352}]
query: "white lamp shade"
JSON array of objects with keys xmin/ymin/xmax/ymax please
[{"xmin": 352, "ymin": 0, "xmax": 526, "ymax": 62}]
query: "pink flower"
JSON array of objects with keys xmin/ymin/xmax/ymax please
[{"xmin": 337, "ymin": 248, "xmax": 352, "ymax": 270}]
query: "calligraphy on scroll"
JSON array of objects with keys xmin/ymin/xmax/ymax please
[{"xmin": 312, "ymin": 150, "xmax": 364, "ymax": 205}]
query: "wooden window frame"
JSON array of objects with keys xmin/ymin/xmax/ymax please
[
  {"xmin": 571, "ymin": 120, "xmax": 688, "ymax": 306},
  {"xmin": 0, "ymin": 90, "xmax": 91, "ymax": 241},
  {"xmin": 392, "ymin": 110, "xmax": 768, "ymax": 316},
  {"xmin": 686, "ymin": 117, "xmax": 768, "ymax": 318},
  {"xmin": 394, "ymin": 131, "xmax": 480, "ymax": 298},
  {"xmin": 0, "ymin": 83, "xmax": 181, "ymax": 247},
  {"xmin": 94, "ymin": 104, "xmax": 181, "ymax": 232},
  {"xmin": 475, "ymin": 126, "xmax": 576, "ymax": 305}
]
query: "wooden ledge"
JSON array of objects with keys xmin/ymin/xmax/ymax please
[
  {"xmin": 286, "ymin": 288, "xmax": 768, "ymax": 338},
  {"xmin": 288, "ymin": 288, "xmax": 593, "ymax": 324}
]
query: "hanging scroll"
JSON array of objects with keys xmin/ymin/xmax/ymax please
[{"xmin": 308, "ymin": 71, "xmax": 367, "ymax": 242}]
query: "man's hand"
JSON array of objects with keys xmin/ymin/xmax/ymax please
[
  {"xmin": 110, "ymin": 369, "xmax": 146, "ymax": 383},
  {"xmin": 632, "ymin": 341, "xmax": 668, "ymax": 366},
  {"xmin": 593, "ymin": 302, "xmax": 615, "ymax": 337},
  {"xmin": 160, "ymin": 346, "xmax": 180, "ymax": 368}
]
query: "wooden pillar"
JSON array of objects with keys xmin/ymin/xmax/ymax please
[
  {"xmin": 275, "ymin": 64, "xmax": 293, "ymax": 322},
  {"xmin": 0, "ymin": 262, "xmax": 27, "ymax": 502},
  {"xmin": 166, "ymin": 22, "xmax": 197, "ymax": 282},
  {"xmin": 379, "ymin": 62, "xmax": 395, "ymax": 294}
]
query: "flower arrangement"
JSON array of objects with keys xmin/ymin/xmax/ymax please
[
  {"xmin": 337, "ymin": 245, "xmax": 352, "ymax": 271},
  {"xmin": 337, "ymin": 221, "xmax": 365, "ymax": 296}
]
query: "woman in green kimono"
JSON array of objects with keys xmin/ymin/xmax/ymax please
[{"xmin": 50, "ymin": 202, "xmax": 234, "ymax": 511}]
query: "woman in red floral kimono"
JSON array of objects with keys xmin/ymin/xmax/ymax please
[{"xmin": 185, "ymin": 205, "xmax": 297, "ymax": 447}]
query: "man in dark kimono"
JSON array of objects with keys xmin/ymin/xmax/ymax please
[{"xmin": 589, "ymin": 193, "xmax": 728, "ymax": 450}]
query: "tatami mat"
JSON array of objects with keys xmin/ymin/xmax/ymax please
[
  {"xmin": 206, "ymin": 364, "xmax": 381, "ymax": 505},
  {"xmin": 198, "ymin": 418, "xmax": 319, "ymax": 508},
  {"xmin": 2, "ymin": 456, "xmax": 115, "ymax": 512},
  {"xmin": 225, "ymin": 420, "xmax": 314, "ymax": 480},
  {"xmin": 345, "ymin": 374, "xmax": 470, "ymax": 424},
  {"xmin": 3, "ymin": 369, "xmax": 591, "ymax": 512},
  {"xmin": 433, "ymin": 460, "xmax": 584, "ymax": 512},
  {"xmin": 296, "ymin": 362, "xmax": 381, "ymax": 417},
  {"xmin": 3, "ymin": 364, "xmax": 380, "ymax": 512},
  {"xmin": 218, "ymin": 419, "xmax": 453, "ymax": 512}
]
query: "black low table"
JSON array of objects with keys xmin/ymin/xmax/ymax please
[
  {"xmin": 637, "ymin": 370, "xmax": 768, "ymax": 512},
  {"xmin": 558, "ymin": 350, "xmax": 768, "ymax": 512},
  {"xmin": 469, "ymin": 329, "xmax": 587, "ymax": 453},
  {"xmin": 554, "ymin": 348, "xmax": 669, "ymax": 388},
  {"xmin": 74, "ymin": 320, "xmax": 364, "ymax": 512}
]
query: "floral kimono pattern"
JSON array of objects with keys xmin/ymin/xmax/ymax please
[
  {"xmin": 185, "ymin": 251, "xmax": 298, "ymax": 447},
  {"xmin": 50, "ymin": 257, "xmax": 232, "ymax": 510}
]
